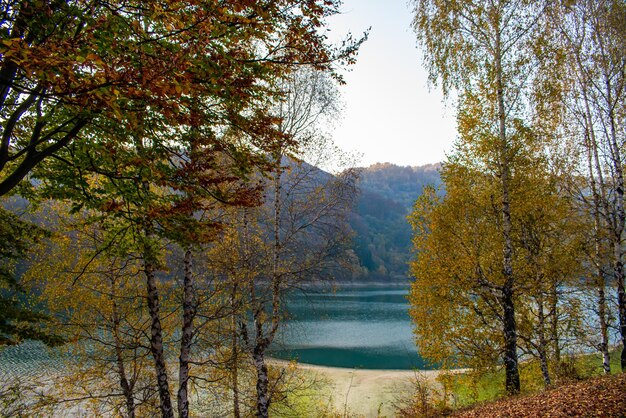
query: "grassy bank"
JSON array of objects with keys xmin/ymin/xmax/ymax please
[{"xmin": 444, "ymin": 349, "xmax": 622, "ymax": 408}]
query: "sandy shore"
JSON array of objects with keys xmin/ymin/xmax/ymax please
[{"xmin": 272, "ymin": 360, "xmax": 453, "ymax": 417}]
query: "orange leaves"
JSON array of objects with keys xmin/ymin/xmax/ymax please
[{"xmin": 455, "ymin": 373, "xmax": 626, "ymax": 418}]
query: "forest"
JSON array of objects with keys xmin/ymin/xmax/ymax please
[{"xmin": 1, "ymin": 0, "xmax": 625, "ymax": 417}]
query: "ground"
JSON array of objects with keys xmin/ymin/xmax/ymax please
[{"xmin": 453, "ymin": 372, "xmax": 626, "ymax": 418}]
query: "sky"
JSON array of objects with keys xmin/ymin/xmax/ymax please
[{"xmin": 325, "ymin": 0, "xmax": 457, "ymax": 168}]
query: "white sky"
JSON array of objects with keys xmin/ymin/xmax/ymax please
[{"xmin": 325, "ymin": 0, "xmax": 457, "ymax": 167}]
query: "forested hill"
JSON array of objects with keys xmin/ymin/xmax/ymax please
[
  {"xmin": 3, "ymin": 161, "xmax": 440, "ymax": 284},
  {"xmin": 348, "ymin": 163, "xmax": 441, "ymax": 282}
]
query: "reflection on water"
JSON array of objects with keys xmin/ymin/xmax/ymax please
[{"xmin": 271, "ymin": 286, "xmax": 431, "ymax": 370}]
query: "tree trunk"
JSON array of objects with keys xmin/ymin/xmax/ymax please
[
  {"xmin": 178, "ymin": 248, "xmax": 195, "ymax": 418},
  {"xmin": 548, "ymin": 282, "xmax": 560, "ymax": 365},
  {"xmin": 584, "ymin": 114, "xmax": 611, "ymax": 374},
  {"xmin": 618, "ymin": 276, "xmax": 626, "ymax": 371},
  {"xmin": 253, "ymin": 343, "xmax": 271, "ymax": 418},
  {"xmin": 271, "ymin": 158, "xmax": 282, "ymax": 339},
  {"xmin": 601, "ymin": 31, "xmax": 626, "ymax": 373},
  {"xmin": 502, "ymin": 287, "xmax": 521, "ymax": 394},
  {"xmin": 231, "ymin": 284, "xmax": 241, "ymax": 418},
  {"xmin": 607, "ymin": 129, "xmax": 626, "ymax": 372},
  {"xmin": 253, "ymin": 157, "xmax": 283, "ymax": 416},
  {"xmin": 536, "ymin": 292, "xmax": 552, "ymax": 387},
  {"xmin": 605, "ymin": 179, "xmax": 625, "ymax": 371},
  {"xmin": 495, "ymin": 27, "xmax": 520, "ymax": 395},
  {"xmin": 110, "ymin": 278, "xmax": 136, "ymax": 418},
  {"xmin": 144, "ymin": 257, "xmax": 174, "ymax": 418},
  {"xmin": 598, "ymin": 285, "xmax": 612, "ymax": 374}
]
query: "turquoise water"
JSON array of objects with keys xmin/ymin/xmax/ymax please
[
  {"xmin": 271, "ymin": 286, "xmax": 429, "ymax": 370},
  {"xmin": 0, "ymin": 340, "xmax": 69, "ymax": 379},
  {"xmin": 0, "ymin": 287, "xmax": 428, "ymax": 375}
]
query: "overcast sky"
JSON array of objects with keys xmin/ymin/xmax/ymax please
[{"xmin": 325, "ymin": 0, "xmax": 457, "ymax": 168}]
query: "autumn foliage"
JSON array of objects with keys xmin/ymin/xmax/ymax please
[{"xmin": 0, "ymin": 0, "xmax": 365, "ymax": 196}]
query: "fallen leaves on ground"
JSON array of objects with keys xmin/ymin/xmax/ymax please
[{"xmin": 454, "ymin": 373, "xmax": 626, "ymax": 418}]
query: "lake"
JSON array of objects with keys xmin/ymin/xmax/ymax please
[
  {"xmin": 0, "ymin": 286, "xmax": 428, "ymax": 377},
  {"xmin": 271, "ymin": 285, "xmax": 430, "ymax": 370}
]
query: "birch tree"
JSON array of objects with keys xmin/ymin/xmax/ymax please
[
  {"xmin": 411, "ymin": 0, "xmax": 549, "ymax": 394},
  {"xmin": 552, "ymin": 0, "xmax": 626, "ymax": 372}
]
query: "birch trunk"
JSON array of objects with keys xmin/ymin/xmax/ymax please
[
  {"xmin": 110, "ymin": 278, "xmax": 136, "ymax": 418},
  {"xmin": 178, "ymin": 248, "xmax": 195, "ymax": 418},
  {"xmin": 548, "ymin": 282, "xmax": 560, "ymax": 365},
  {"xmin": 607, "ymin": 106, "xmax": 626, "ymax": 372},
  {"xmin": 584, "ymin": 108, "xmax": 611, "ymax": 374},
  {"xmin": 231, "ymin": 283, "xmax": 241, "ymax": 418},
  {"xmin": 536, "ymin": 292, "xmax": 552, "ymax": 387},
  {"xmin": 144, "ymin": 256, "xmax": 174, "ymax": 418},
  {"xmin": 253, "ymin": 160, "xmax": 283, "ymax": 417},
  {"xmin": 495, "ymin": 28, "xmax": 520, "ymax": 395},
  {"xmin": 253, "ymin": 343, "xmax": 271, "ymax": 418}
]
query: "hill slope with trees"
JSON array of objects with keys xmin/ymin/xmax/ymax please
[{"xmin": 348, "ymin": 162, "xmax": 441, "ymax": 281}]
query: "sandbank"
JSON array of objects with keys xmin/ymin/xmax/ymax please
[{"xmin": 271, "ymin": 359, "xmax": 464, "ymax": 417}]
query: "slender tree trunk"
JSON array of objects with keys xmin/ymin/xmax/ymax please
[
  {"xmin": 144, "ymin": 256, "xmax": 174, "ymax": 418},
  {"xmin": 584, "ymin": 121, "xmax": 612, "ymax": 374},
  {"xmin": 599, "ymin": 21, "xmax": 626, "ymax": 373},
  {"xmin": 495, "ymin": 28, "xmax": 520, "ymax": 395},
  {"xmin": 607, "ymin": 119, "xmax": 626, "ymax": 372},
  {"xmin": 178, "ymin": 248, "xmax": 195, "ymax": 418},
  {"xmin": 253, "ymin": 341, "xmax": 271, "ymax": 418},
  {"xmin": 536, "ymin": 292, "xmax": 552, "ymax": 387},
  {"xmin": 598, "ymin": 285, "xmax": 612, "ymax": 373},
  {"xmin": 231, "ymin": 283, "xmax": 241, "ymax": 418},
  {"xmin": 253, "ymin": 158, "xmax": 284, "ymax": 417},
  {"xmin": 618, "ymin": 275, "xmax": 626, "ymax": 371},
  {"xmin": 110, "ymin": 278, "xmax": 136, "ymax": 418},
  {"xmin": 269, "ymin": 160, "xmax": 282, "ymax": 345},
  {"xmin": 502, "ymin": 287, "xmax": 520, "ymax": 394},
  {"xmin": 271, "ymin": 158, "xmax": 282, "ymax": 340},
  {"xmin": 231, "ymin": 328, "xmax": 241, "ymax": 418},
  {"xmin": 548, "ymin": 282, "xmax": 560, "ymax": 366}
]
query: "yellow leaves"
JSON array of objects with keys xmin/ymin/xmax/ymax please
[
  {"xmin": 1, "ymin": 38, "xmax": 16, "ymax": 47},
  {"xmin": 0, "ymin": 37, "xmax": 30, "ymax": 65}
]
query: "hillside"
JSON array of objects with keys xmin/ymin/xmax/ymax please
[
  {"xmin": 348, "ymin": 163, "xmax": 441, "ymax": 281},
  {"xmin": 3, "ymin": 161, "xmax": 442, "ymax": 284}
]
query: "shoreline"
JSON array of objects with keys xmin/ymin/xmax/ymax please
[{"xmin": 270, "ymin": 356, "xmax": 464, "ymax": 375}]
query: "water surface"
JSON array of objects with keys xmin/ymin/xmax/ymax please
[{"xmin": 271, "ymin": 286, "xmax": 430, "ymax": 370}]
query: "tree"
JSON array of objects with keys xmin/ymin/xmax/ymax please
[
  {"xmin": 409, "ymin": 153, "xmax": 585, "ymax": 392},
  {"xmin": 1, "ymin": 7, "xmax": 366, "ymax": 409},
  {"xmin": 24, "ymin": 208, "xmax": 158, "ymax": 417},
  {"xmin": 411, "ymin": 0, "xmax": 550, "ymax": 394},
  {"xmin": 2, "ymin": 3, "xmax": 367, "ymax": 415},
  {"xmin": 513, "ymin": 172, "xmax": 586, "ymax": 387},
  {"xmin": 210, "ymin": 159, "xmax": 356, "ymax": 417},
  {"xmin": 551, "ymin": 0, "xmax": 626, "ymax": 372},
  {"xmin": 0, "ymin": 0, "xmax": 365, "ymax": 196},
  {"xmin": 211, "ymin": 68, "xmax": 357, "ymax": 417}
]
